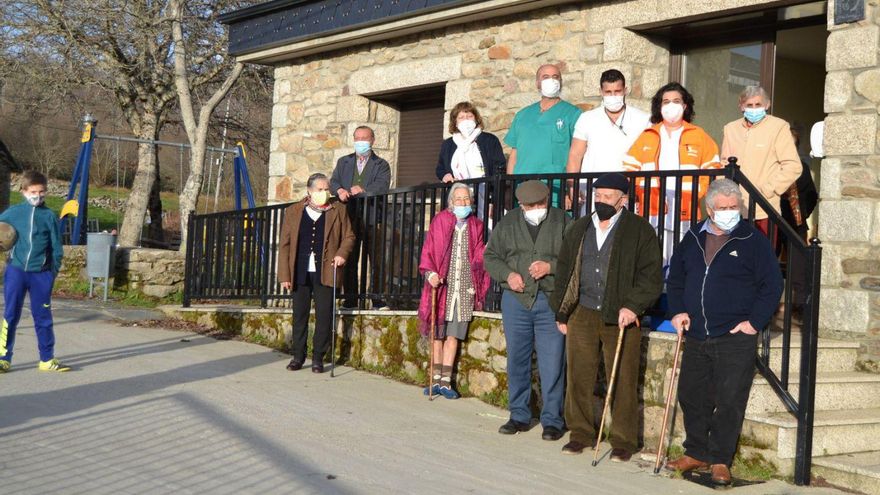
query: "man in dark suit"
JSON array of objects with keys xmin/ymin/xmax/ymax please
[{"xmin": 330, "ymin": 125, "xmax": 392, "ymax": 310}]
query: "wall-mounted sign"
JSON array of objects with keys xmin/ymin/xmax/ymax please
[{"xmin": 835, "ymin": 0, "xmax": 865, "ymax": 24}]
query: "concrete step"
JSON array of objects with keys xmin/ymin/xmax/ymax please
[
  {"xmin": 743, "ymin": 408, "xmax": 880, "ymax": 459},
  {"xmin": 812, "ymin": 451, "xmax": 880, "ymax": 495},
  {"xmin": 764, "ymin": 334, "xmax": 860, "ymax": 374},
  {"xmin": 748, "ymin": 371, "xmax": 880, "ymax": 415}
]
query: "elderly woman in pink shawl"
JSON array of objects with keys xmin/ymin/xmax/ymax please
[{"xmin": 417, "ymin": 183, "xmax": 490, "ymax": 399}]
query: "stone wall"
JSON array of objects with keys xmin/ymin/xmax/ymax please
[
  {"xmin": 268, "ymin": 3, "xmax": 678, "ymax": 201},
  {"xmin": 56, "ymin": 246, "xmax": 184, "ymax": 298},
  {"xmin": 161, "ymin": 305, "xmax": 685, "ymax": 446},
  {"xmin": 819, "ymin": 3, "xmax": 880, "ymax": 361}
]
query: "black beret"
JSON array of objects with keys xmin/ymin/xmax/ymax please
[
  {"xmin": 515, "ymin": 180, "xmax": 550, "ymax": 204},
  {"xmin": 593, "ymin": 173, "xmax": 629, "ymax": 194}
]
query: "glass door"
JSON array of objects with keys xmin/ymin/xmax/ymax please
[{"xmin": 682, "ymin": 41, "xmax": 771, "ymax": 145}]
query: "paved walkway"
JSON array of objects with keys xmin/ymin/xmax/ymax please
[{"xmin": 0, "ymin": 299, "xmax": 844, "ymax": 494}]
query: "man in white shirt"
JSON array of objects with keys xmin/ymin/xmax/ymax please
[{"xmin": 565, "ymin": 70, "xmax": 650, "ymax": 211}]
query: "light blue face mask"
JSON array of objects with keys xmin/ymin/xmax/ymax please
[
  {"xmin": 743, "ymin": 107, "xmax": 767, "ymax": 124},
  {"xmin": 712, "ymin": 210, "xmax": 740, "ymax": 232},
  {"xmin": 453, "ymin": 205, "xmax": 472, "ymax": 219},
  {"xmin": 354, "ymin": 141, "xmax": 371, "ymax": 156}
]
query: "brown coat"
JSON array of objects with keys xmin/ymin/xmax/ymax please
[{"xmin": 277, "ymin": 199, "xmax": 355, "ymax": 289}]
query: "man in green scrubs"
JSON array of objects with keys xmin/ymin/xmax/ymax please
[{"xmin": 505, "ymin": 64, "xmax": 582, "ymax": 206}]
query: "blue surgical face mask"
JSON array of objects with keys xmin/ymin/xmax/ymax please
[
  {"xmin": 354, "ymin": 141, "xmax": 371, "ymax": 156},
  {"xmin": 712, "ymin": 209, "xmax": 741, "ymax": 232},
  {"xmin": 453, "ymin": 205, "xmax": 472, "ymax": 219},
  {"xmin": 743, "ymin": 107, "xmax": 767, "ymax": 124}
]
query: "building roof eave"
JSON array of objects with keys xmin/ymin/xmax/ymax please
[{"xmin": 228, "ymin": 0, "xmax": 579, "ymax": 65}]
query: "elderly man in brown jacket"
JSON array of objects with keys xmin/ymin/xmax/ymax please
[
  {"xmin": 551, "ymin": 172, "xmax": 662, "ymax": 461},
  {"xmin": 721, "ymin": 86, "xmax": 801, "ymax": 236},
  {"xmin": 278, "ymin": 173, "xmax": 355, "ymax": 373}
]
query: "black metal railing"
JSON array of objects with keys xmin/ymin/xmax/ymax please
[{"xmin": 183, "ymin": 159, "xmax": 820, "ymax": 485}]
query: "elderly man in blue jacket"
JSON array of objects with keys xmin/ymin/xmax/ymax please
[{"xmin": 665, "ymin": 178, "xmax": 783, "ymax": 486}]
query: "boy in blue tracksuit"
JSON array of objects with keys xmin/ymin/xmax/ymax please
[{"xmin": 0, "ymin": 170, "xmax": 67, "ymax": 372}]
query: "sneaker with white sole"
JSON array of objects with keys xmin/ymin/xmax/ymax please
[
  {"xmin": 38, "ymin": 358, "xmax": 70, "ymax": 372},
  {"xmin": 0, "ymin": 360, "xmax": 9, "ymax": 373}
]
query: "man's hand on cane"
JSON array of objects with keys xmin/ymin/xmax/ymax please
[
  {"xmin": 671, "ymin": 313, "xmax": 691, "ymax": 338},
  {"xmin": 333, "ymin": 256, "xmax": 346, "ymax": 267},
  {"xmin": 618, "ymin": 307, "xmax": 637, "ymax": 329}
]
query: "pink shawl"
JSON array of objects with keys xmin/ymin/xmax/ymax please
[{"xmin": 417, "ymin": 210, "xmax": 489, "ymax": 337}]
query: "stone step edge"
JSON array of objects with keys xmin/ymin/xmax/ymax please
[
  {"xmin": 745, "ymin": 408, "xmax": 880, "ymax": 428},
  {"xmin": 753, "ymin": 371, "xmax": 880, "ymax": 386},
  {"xmin": 813, "ymin": 453, "xmax": 880, "ymax": 480}
]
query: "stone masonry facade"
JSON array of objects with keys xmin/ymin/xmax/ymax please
[
  {"xmin": 819, "ymin": 2, "xmax": 880, "ymax": 361},
  {"xmin": 264, "ymin": 0, "xmax": 880, "ymax": 363}
]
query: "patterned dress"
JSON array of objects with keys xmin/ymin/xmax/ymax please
[{"xmin": 445, "ymin": 222, "xmax": 474, "ymax": 325}]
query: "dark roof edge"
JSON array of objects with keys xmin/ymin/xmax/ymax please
[{"xmin": 218, "ymin": 0, "xmax": 309, "ymax": 25}]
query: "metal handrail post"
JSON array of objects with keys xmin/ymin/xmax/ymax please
[{"xmin": 794, "ymin": 238, "xmax": 822, "ymax": 485}]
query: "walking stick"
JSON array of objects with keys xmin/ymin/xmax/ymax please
[
  {"xmin": 654, "ymin": 328, "xmax": 685, "ymax": 473},
  {"xmin": 428, "ymin": 286, "xmax": 438, "ymax": 401},
  {"xmin": 593, "ymin": 323, "xmax": 628, "ymax": 467},
  {"xmin": 330, "ymin": 263, "xmax": 338, "ymax": 378}
]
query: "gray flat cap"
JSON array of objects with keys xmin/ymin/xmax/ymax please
[{"xmin": 515, "ymin": 180, "xmax": 550, "ymax": 204}]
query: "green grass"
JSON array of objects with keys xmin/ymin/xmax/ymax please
[{"xmin": 10, "ymin": 192, "xmax": 122, "ymax": 231}]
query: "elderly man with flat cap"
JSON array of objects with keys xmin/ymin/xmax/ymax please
[
  {"xmin": 550, "ymin": 172, "xmax": 663, "ymax": 460},
  {"xmin": 485, "ymin": 180, "xmax": 571, "ymax": 440}
]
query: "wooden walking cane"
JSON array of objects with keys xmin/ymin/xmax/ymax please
[
  {"xmin": 428, "ymin": 286, "xmax": 437, "ymax": 401},
  {"xmin": 654, "ymin": 329, "xmax": 685, "ymax": 474},
  {"xmin": 330, "ymin": 263, "xmax": 338, "ymax": 378},
  {"xmin": 593, "ymin": 322, "xmax": 629, "ymax": 467}
]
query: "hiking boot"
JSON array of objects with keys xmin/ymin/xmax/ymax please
[{"xmin": 38, "ymin": 358, "xmax": 70, "ymax": 372}]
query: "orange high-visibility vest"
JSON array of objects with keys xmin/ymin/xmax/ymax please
[{"xmin": 623, "ymin": 122, "xmax": 721, "ymax": 220}]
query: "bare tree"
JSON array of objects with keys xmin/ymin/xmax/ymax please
[
  {"xmin": 0, "ymin": 1, "xmax": 253, "ymax": 247},
  {"xmin": 169, "ymin": 0, "xmax": 244, "ymax": 252}
]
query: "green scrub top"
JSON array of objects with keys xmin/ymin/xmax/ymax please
[{"xmin": 504, "ymin": 100, "xmax": 581, "ymax": 174}]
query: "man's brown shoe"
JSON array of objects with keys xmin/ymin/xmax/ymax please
[
  {"xmin": 610, "ymin": 448, "xmax": 633, "ymax": 462},
  {"xmin": 711, "ymin": 464, "xmax": 732, "ymax": 486},
  {"xmin": 561, "ymin": 440, "xmax": 589, "ymax": 455},
  {"xmin": 665, "ymin": 455, "xmax": 709, "ymax": 472}
]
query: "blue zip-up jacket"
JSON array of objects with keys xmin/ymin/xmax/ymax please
[
  {"xmin": 666, "ymin": 220, "xmax": 783, "ymax": 340},
  {"xmin": 0, "ymin": 202, "xmax": 63, "ymax": 274}
]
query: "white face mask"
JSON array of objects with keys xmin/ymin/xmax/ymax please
[
  {"xmin": 603, "ymin": 95, "xmax": 625, "ymax": 113},
  {"xmin": 24, "ymin": 193, "xmax": 45, "ymax": 207},
  {"xmin": 457, "ymin": 119, "xmax": 477, "ymax": 136},
  {"xmin": 661, "ymin": 103, "xmax": 684, "ymax": 124},
  {"xmin": 523, "ymin": 208, "xmax": 548, "ymax": 226},
  {"xmin": 712, "ymin": 210, "xmax": 740, "ymax": 232},
  {"xmin": 540, "ymin": 78, "xmax": 561, "ymax": 98}
]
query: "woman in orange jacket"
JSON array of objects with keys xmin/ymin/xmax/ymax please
[{"xmin": 623, "ymin": 82, "xmax": 721, "ymax": 265}]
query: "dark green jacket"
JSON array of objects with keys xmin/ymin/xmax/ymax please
[
  {"xmin": 484, "ymin": 207, "xmax": 571, "ymax": 310},
  {"xmin": 550, "ymin": 210, "xmax": 663, "ymax": 325}
]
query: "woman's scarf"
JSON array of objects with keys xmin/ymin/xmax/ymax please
[{"xmin": 450, "ymin": 128, "xmax": 485, "ymax": 180}]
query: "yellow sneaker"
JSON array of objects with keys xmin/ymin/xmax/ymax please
[
  {"xmin": 0, "ymin": 360, "xmax": 9, "ymax": 373},
  {"xmin": 38, "ymin": 358, "xmax": 70, "ymax": 372}
]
